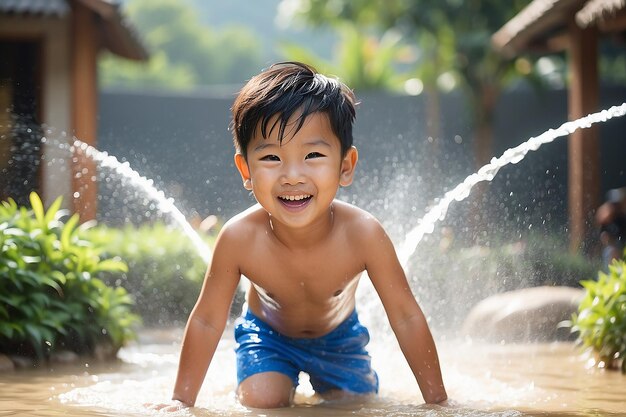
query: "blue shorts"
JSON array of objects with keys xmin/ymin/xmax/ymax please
[{"xmin": 234, "ymin": 309, "xmax": 379, "ymax": 394}]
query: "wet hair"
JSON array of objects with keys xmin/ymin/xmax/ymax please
[{"xmin": 230, "ymin": 62, "xmax": 357, "ymax": 160}]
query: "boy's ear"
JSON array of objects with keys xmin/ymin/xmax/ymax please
[
  {"xmin": 339, "ymin": 146, "xmax": 358, "ymax": 187},
  {"xmin": 234, "ymin": 153, "xmax": 253, "ymax": 190}
]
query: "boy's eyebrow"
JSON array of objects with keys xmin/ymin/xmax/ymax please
[
  {"xmin": 304, "ymin": 139, "xmax": 332, "ymax": 148},
  {"xmin": 252, "ymin": 138, "xmax": 332, "ymax": 153},
  {"xmin": 252, "ymin": 142, "xmax": 278, "ymax": 153}
]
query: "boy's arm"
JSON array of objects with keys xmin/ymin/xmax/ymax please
[
  {"xmin": 359, "ymin": 219, "xmax": 448, "ymax": 404},
  {"xmin": 171, "ymin": 227, "xmax": 242, "ymax": 407},
  {"xmin": 386, "ymin": 302, "xmax": 448, "ymax": 404}
]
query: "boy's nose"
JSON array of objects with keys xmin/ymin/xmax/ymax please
[{"xmin": 280, "ymin": 163, "xmax": 305, "ymax": 185}]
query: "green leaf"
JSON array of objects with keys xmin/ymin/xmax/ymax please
[
  {"xmin": 21, "ymin": 255, "xmax": 42, "ymax": 264},
  {"xmin": 0, "ymin": 321, "xmax": 11, "ymax": 339},
  {"xmin": 95, "ymin": 259, "xmax": 128, "ymax": 273},
  {"xmin": 30, "ymin": 292, "xmax": 51, "ymax": 308},
  {"xmin": 61, "ymin": 214, "xmax": 80, "ymax": 249},
  {"xmin": 0, "ymin": 322, "xmax": 23, "ymax": 339},
  {"xmin": 0, "ymin": 304, "xmax": 9, "ymax": 319},
  {"xmin": 3, "ymin": 228, "xmax": 26, "ymax": 237},
  {"xmin": 41, "ymin": 276, "xmax": 64, "ymax": 296},
  {"xmin": 50, "ymin": 270, "xmax": 68, "ymax": 285},
  {"xmin": 0, "ymin": 293, "xmax": 25, "ymax": 309},
  {"xmin": 24, "ymin": 323, "xmax": 43, "ymax": 345},
  {"xmin": 29, "ymin": 192, "xmax": 45, "ymax": 228},
  {"xmin": 43, "ymin": 196, "xmax": 63, "ymax": 226}
]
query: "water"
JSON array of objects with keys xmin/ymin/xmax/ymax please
[
  {"xmin": 2, "ymin": 329, "xmax": 626, "ymax": 416},
  {"xmin": 397, "ymin": 103, "xmax": 626, "ymax": 268},
  {"xmin": 3, "ymin": 104, "xmax": 626, "ymax": 415},
  {"xmin": 69, "ymin": 139, "xmax": 212, "ymax": 264}
]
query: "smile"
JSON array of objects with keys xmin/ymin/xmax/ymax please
[
  {"xmin": 278, "ymin": 194, "xmax": 312, "ymax": 208},
  {"xmin": 278, "ymin": 194, "xmax": 311, "ymax": 201}
]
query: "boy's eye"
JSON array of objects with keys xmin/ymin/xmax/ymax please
[
  {"xmin": 260, "ymin": 155, "xmax": 280, "ymax": 161},
  {"xmin": 305, "ymin": 152, "xmax": 324, "ymax": 159}
]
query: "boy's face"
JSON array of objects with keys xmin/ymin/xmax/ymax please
[{"xmin": 234, "ymin": 111, "xmax": 357, "ymax": 229}]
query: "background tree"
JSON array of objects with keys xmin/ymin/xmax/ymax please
[
  {"xmin": 280, "ymin": 24, "xmax": 413, "ymax": 91},
  {"xmin": 281, "ymin": 0, "xmax": 550, "ymax": 241},
  {"xmin": 99, "ymin": 0, "xmax": 263, "ymax": 90},
  {"xmin": 281, "ymin": 0, "xmax": 535, "ymax": 169}
]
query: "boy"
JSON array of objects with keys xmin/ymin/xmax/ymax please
[{"xmin": 164, "ymin": 62, "xmax": 447, "ymax": 409}]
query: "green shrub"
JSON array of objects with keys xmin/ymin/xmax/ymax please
[
  {"xmin": 0, "ymin": 193, "xmax": 140, "ymax": 360},
  {"xmin": 83, "ymin": 223, "xmax": 216, "ymax": 325},
  {"xmin": 570, "ymin": 257, "xmax": 626, "ymax": 373}
]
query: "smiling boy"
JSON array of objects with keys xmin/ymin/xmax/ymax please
[{"xmin": 166, "ymin": 62, "xmax": 448, "ymax": 409}]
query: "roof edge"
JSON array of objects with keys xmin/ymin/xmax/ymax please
[
  {"xmin": 492, "ymin": 0, "xmax": 586, "ymax": 57},
  {"xmin": 75, "ymin": 0, "xmax": 148, "ymax": 61},
  {"xmin": 576, "ymin": 0, "xmax": 626, "ymax": 28},
  {"xmin": 0, "ymin": 0, "xmax": 148, "ymax": 61}
]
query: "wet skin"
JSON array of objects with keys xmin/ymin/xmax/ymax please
[
  {"xmin": 234, "ymin": 112, "xmax": 363, "ymax": 337},
  {"xmin": 168, "ymin": 112, "xmax": 448, "ymax": 409},
  {"xmin": 241, "ymin": 204, "xmax": 363, "ymax": 338}
]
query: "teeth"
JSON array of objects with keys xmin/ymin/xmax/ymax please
[{"xmin": 280, "ymin": 194, "xmax": 311, "ymax": 201}]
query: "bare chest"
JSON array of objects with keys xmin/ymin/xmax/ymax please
[{"xmin": 240, "ymin": 244, "xmax": 364, "ymax": 306}]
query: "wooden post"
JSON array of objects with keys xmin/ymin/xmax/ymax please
[
  {"xmin": 71, "ymin": 2, "xmax": 99, "ymax": 221},
  {"xmin": 567, "ymin": 18, "xmax": 599, "ymax": 253}
]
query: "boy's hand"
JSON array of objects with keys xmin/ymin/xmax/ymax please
[
  {"xmin": 144, "ymin": 400, "xmax": 190, "ymax": 412},
  {"xmin": 434, "ymin": 398, "xmax": 460, "ymax": 408}
]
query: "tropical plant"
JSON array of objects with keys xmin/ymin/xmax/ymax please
[
  {"xmin": 83, "ymin": 223, "xmax": 219, "ymax": 325},
  {"xmin": 569, "ymin": 257, "xmax": 626, "ymax": 373},
  {"xmin": 281, "ymin": 24, "xmax": 413, "ymax": 91},
  {"xmin": 99, "ymin": 50, "xmax": 197, "ymax": 90},
  {"xmin": 100, "ymin": 0, "xmax": 263, "ymax": 90},
  {"xmin": 0, "ymin": 193, "xmax": 140, "ymax": 361}
]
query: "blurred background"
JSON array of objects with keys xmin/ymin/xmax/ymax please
[
  {"xmin": 1, "ymin": 0, "xmax": 626, "ymax": 329},
  {"xmin": 94, "ymin": 0, "xmax": 626, "ymax": 243}
]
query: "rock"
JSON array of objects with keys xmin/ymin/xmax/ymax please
[
  {"xmin": 9, "ymin": 355, "xmax": 36, "ymax": 369},
  {"xmin": 93, "ymin": 341, "xmax": 119, "ymax": 361},
  {"xmin": 0, "ymin": 354, "xmax": 15, "ymax": 372},
  {"xmin": 461, "ymin": 286, "xmax": 584, "ymax": 343},
  {"xmin": 50, "ymin": 350, "xmax": 79, "ymax": 364}
]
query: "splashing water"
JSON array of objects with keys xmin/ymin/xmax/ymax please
[
  {"xmin": 5, "ymin": 105, "xmax": 626, "ymax": 417},
  {"xmin": 397, "ymin": 103, "xmax": 626, "ymax": 269},
  {"xmin": 69, "ymin": 139, "xmax": 212, "ymax": 264}
]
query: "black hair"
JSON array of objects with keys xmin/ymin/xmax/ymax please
[{"xmin": 230, "ymin": 62, "xmax": 357, "ymax": 160}]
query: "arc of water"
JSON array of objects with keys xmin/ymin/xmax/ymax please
[
  {"xmin": 72, "ymin": 139, "xmax": 213, "ymax": 264},
  {"xmin": 397, "ymin": 103, "xmax": 626, "ymax": 269}
]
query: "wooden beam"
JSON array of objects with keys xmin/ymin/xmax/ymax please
[
  {"xmin": 598, "ymin": 11, "xmax": 626, "ymax": 32},
  {"xmin": 71, "ymin": 2, "xmax": 98, "ymax": 221},
  {"xmin": 567, "ymin": 18, "xmax": 600, "ymax": 253}
]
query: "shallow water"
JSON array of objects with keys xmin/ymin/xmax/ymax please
[{"xmin": 2, "ymin": 326, "xmax": 626, "ymax": 417}]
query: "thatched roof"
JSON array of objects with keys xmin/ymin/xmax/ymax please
[
  {"xmin": 576, "ymin": 0, "xmax": 626, "ymax": 27},
  {"xmin": 0, "ymin": 0, "xmax": 148, "ymax": 61},
  {"xmin": 0, "ymin": 0, "xmax": 69, "ymax": 16},
  {"xmin": 492, "ymin": 0, "xmax": 586, "ymax": 57},
  {"xmin": 492, "ymin": 0, "xmax": 626, "ymax": 57}
]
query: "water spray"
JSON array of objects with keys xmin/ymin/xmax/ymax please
[
  {"xmin": 397, "ymin": 103, "xmax": 626, "ymax": 269},
  {"xmin": 70, "ymin": 139, "xmax": 213, "ymax": 264}
]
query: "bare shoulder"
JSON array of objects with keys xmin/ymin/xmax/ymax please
[
  {"xmin": 333, "ymin": 200, "xmax": 388, "ymax": 242},
  {"xmin": 215, "ymin": 204, "xmax": 268, "ymax": 247}
]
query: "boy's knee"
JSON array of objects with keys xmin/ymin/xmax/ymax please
[
  {"xmin": 237, "ymin": 372, "xmax": 294, "ymax": 409},
  {"xmin": 238, "ymin": 389, "xmax": 291, "ymax": 408}
]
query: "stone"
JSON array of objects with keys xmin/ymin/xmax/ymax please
[
  {"xmin": 0, "ymin": 354, "xmax": 15, "ymax": 372},
  {"xmin": 461, "ymin": 286, "xmax": 584, "ymax": 343},
  {"xmin": 9, "ymin": 355, "xmax": 35, "ymax": 369},
  {"xmin": 50, "ymin": 350, "xmax": 79, "ymax": 364},
  {"xmin": 93, "ymin": 341, "xmax": 119, "ymax": 361}
]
